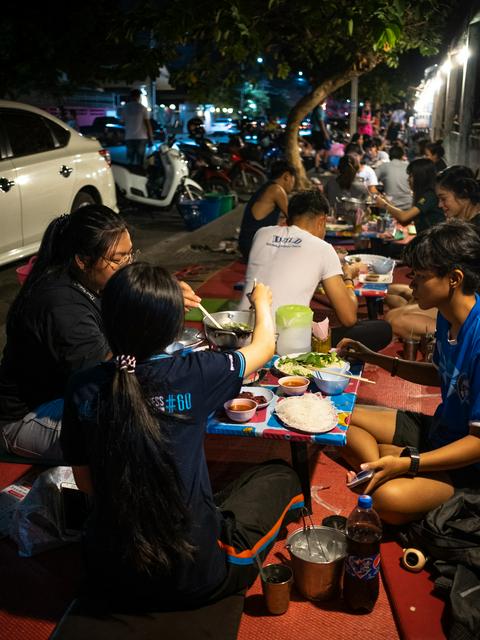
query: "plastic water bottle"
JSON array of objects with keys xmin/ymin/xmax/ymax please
[{"xmin": 343, "ymin": 494, "xmax": 382, "ymax": 612}]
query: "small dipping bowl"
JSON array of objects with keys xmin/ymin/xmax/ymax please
[
  {"xmin": 313, "ymin": 366, "xmax": 350, "ymax": 395},
  {"xmin": 224, "ymin": 398, "xmax": 258, "ymax": 422},
  {"xmin": 277, "ymin": 376, "xmax": 310, "ymax": 396}
]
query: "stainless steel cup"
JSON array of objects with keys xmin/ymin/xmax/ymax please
[
  {"xmin": 403, "ymin": 339, "xmax": 420, "ymax": 360},
  {"xmin": 260, "ymin": 563, "xmax": 293, "ymax": 615}
]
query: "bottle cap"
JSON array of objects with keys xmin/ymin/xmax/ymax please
[{"xmin": 358, "ymin": 494, "xmax": 372, "ymax": 509}]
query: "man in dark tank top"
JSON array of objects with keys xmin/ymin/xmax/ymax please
[{"xmin": 238, "ymin": 161, "xmax": 296, "ymax": 261}]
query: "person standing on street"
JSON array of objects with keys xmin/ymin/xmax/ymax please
[{"xmin": 122, "ymin": 89, "xmax": 153, "ymax": 167}]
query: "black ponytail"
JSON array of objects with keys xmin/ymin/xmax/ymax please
[
  {"xmin": 94, "ymin": 263, "xmax": 194, "ymax": 574},
  {"xmin": 7, "ymin": 214, "xmax": 71, "ymax": 326},
  {"xmin": 7, "ymin": 205, "xmax": 127, "ymax": 328}
]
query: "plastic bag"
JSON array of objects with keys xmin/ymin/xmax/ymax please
[{"xmin": 10, "ymin": 466, "xmax": 80, "ymax": 557}]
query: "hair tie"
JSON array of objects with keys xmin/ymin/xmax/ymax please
[{"xmin": 114, "ymin": 355, "xmax": 136, "ymax": 373}]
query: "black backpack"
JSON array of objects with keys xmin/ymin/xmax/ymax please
[{"xmin": 402, "ymin": 491, "xmax": 480, "ymax": 640}]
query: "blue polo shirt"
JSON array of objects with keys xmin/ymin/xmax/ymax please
[
  {"xmin": 61, "ymin": 349, "xmax": 245, "ymax": 604},
  {"xmin": 430, "ymin": 295, "xmax": 480, "ymax": 464}
]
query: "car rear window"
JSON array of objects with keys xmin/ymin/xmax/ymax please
[
  {"xmin": 1, "ymin": 109, "xmax": 55, "ymax": 157},
  {"xmin": 47, "ymin": 119, "xmax": 71, "ymax": 147}
]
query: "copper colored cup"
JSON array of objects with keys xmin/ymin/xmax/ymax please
[
  {"xmin": 260, "ymin": 563, "xmax": 293, "ymax": 615},
  {"xmin": 403, "ymin": 339, "xmax": 420, "ymax": 360}
]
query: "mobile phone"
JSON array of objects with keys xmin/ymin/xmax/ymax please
[
  {"xmin": 60, "ymin": 483, "xmax": 90, "ymax": 535},
  {"xmin": 346, "ymin": 469, "xmax": 375, "ymax": 489}
]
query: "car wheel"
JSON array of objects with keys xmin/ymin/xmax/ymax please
[{"xmin": 71, "ymin": 191, "xmax": 96, "ymax": 212}]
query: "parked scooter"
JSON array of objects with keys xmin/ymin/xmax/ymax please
[
  {"xmin": 181, "ymin": 118, "xmax": 267, "ymax": 201},
  {"xmin": 112, "ymin": 137, "xmax": 203, "ymax": 211}
]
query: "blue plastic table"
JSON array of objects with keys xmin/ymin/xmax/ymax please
[{"xmin": 207, "ymin": 362, "xmax": 362, "ymax": 512}]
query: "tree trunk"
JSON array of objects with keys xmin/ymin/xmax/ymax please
[{"xmin": 285, "ymin": 66, "xmax": 372, "ymax": 189}]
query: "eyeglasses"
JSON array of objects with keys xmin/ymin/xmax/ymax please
[{"xmin": 103, "ymin": 249, "xmax": 140, "ymax": 267}]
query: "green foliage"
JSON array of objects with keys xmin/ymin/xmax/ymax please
[
  {"xmin": 0, "ymin": 0, "xmax": 460, "ymax": 106},
  {"xmin": 138, "ymin": 0, "xmax": 452, "ymax": 99}
]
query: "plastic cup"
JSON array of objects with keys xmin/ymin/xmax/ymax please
[
  {"xmin": 311, "ymin": 330, "xmax": 332, "ymax": 354},
  {"xmin": 403, "ymin": 339, "xmax": 420, "ymax": 360},
  {"xmin": 260, "ymin": 563, "xmax": 293, "ymax": 615}
]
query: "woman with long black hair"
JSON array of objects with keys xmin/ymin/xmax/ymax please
[
  {"xmin": 374, "ymin": 158, "xmax": 444, "ymax": 234},
  {"xmin": 61, "ymin": 264, "xmax": 303, "ymax": 609},
  {"xmin": 0, "ymin": 206, "xmax": 199, "ymax": 461},
  {"xmin": 324, "ymin": 153, "xmax": 369, "ymax": 218}
]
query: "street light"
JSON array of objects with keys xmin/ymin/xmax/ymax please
[
  {"xmin": 257, "ymin": 56, "xmax": 263, "ymax": 63},
  {"xmin": 298, "ymin": 71, "xmax": 303, "ymax": 76},
  {"xmin": 456, "ymin": 46, "xmax": 470, "ymax": 66},
  {"xmin": 441, "ymin": 58, "xmax": 452, "ymax": 74}
]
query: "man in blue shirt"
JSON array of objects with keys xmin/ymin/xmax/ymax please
[{"xmin": 335, "ymin": 220, "xmax": 480, "ymax": 525}]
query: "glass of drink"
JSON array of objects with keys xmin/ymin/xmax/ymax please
[{"xmin": 311, "ymin": 330, "xmax": 332, "ymax": 353}]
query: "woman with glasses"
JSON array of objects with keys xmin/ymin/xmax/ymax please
[
  {"xmin": 0, "ymin": 205, "xmax": 200, "ymax": 461},
  {"xmin": 337, "ymin": 220, "xmax": 480, "ymax": 524}
]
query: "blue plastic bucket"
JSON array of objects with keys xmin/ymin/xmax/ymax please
[{"xmin": 199, "ymin": 197, "xmax": 221, "ymax": 223}]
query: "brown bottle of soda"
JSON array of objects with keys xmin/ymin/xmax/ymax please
[{"xmin": 343, "ymin": 494, "xmax": 382, "ymax": 612}]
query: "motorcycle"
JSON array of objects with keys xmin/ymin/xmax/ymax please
[
  {"xmin": 178, "ymin": 137, "xmax": 267, "ymax": 201},
  {"xmin": 112, "ymin": 138, "xmax": 203, "ymax": 212}
]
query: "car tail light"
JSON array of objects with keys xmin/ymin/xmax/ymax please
[{"xmin": 98, "ymin": 149, "xmax": 112, "ymax": 166}]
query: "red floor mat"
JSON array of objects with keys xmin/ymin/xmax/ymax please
[
  {"xmin": 204, "ymin": 437, "xmax": 399, "ymax": 640},
  {"xmin": 0, "ymin": 261, "xmax": 441, "ymax": 640},
  {"xmin": 381, "ymin": 540, "xmax": 446, "ymax": 640},
  {"xmin": 196, "ymin": 260, "xmax": 246, "ymax": 300}
]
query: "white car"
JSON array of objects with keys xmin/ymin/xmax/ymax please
[{"xmin": 0, "ymin": 100, "xmax": 118, "ymax": 267}]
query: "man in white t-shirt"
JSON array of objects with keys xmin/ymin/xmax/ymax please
[
  {"xmin": 121, "ymin": 88, "xmax": 153, "ymax": 166},
  {"xmin": 238, "ymin": 191, "xmax": 359, "ymax": 324}
]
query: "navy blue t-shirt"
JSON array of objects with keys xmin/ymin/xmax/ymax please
[{"xmin": 61, "ymin": 349, "xmax": 246, "ymax": 604}]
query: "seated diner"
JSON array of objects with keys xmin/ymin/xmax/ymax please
[
  {"xmin": 338, "ymin": 220, "xmax": 480, "ymax": 524},
  {"xmin": 238, "ymin": 190, "xmax": 392, "ymax": 351},
  {"xmin": 60, "ymin": 264, "xmax": 303, "ymax": 609}
]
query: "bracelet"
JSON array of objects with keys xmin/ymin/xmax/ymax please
[
  {"xmin": 345, "ymin": 283, "xmax": 355, "ymax": 290},
  {"xmin": 391, "ymin": 356, "xmax": 400, "ymax": 377},
  {"xmin": 343, "ymin": 277, "xmax": 354, "ymax": 284}
]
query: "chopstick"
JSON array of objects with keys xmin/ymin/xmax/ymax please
[
  {"xmin": 316, "ymin": 368, "xmax": 376, "ymax": 384},
  {"xmin": 198, "ymin": 303, "xmax": 223, "ymax": 329}
]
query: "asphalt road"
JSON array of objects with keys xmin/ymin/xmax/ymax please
[{"xmin": 0, "ymin": 202, "xmax": 244, "ymax": 352}]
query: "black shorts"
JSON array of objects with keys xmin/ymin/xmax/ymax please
[{"xmin": 394, "ymin": 410, "xmax": 480, "ymax": 489}]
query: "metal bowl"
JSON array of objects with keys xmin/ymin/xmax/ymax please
[{"xmin": 203, "ymin": 310, "xmax": 255, "ymax": 350}]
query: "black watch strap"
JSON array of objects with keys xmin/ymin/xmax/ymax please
[{"xmin": 400, "ymin": 446, "xmax": 420, "ymax": 478}]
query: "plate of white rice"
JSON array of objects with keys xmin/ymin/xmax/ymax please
[{"xmin": 275, "ymin": 393, "xmax": 338, "ymax": 434}]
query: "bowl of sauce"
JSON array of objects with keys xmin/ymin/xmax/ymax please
[
  {"xmin": 278, "ymin": 376, "xmax": 310, "ymax": 396},
  {"xmin": 224, "ymin": 398, "xmax": 258, "ymax": 422}
]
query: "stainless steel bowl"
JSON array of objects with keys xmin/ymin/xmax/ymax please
[{"xmin": 203, "ymin": 310, "xmax": 255, "ymax": 350}]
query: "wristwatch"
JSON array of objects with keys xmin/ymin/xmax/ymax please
[{"xmin": 400, "ymin": 446, "xmax": 420, "ymax": 478}]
